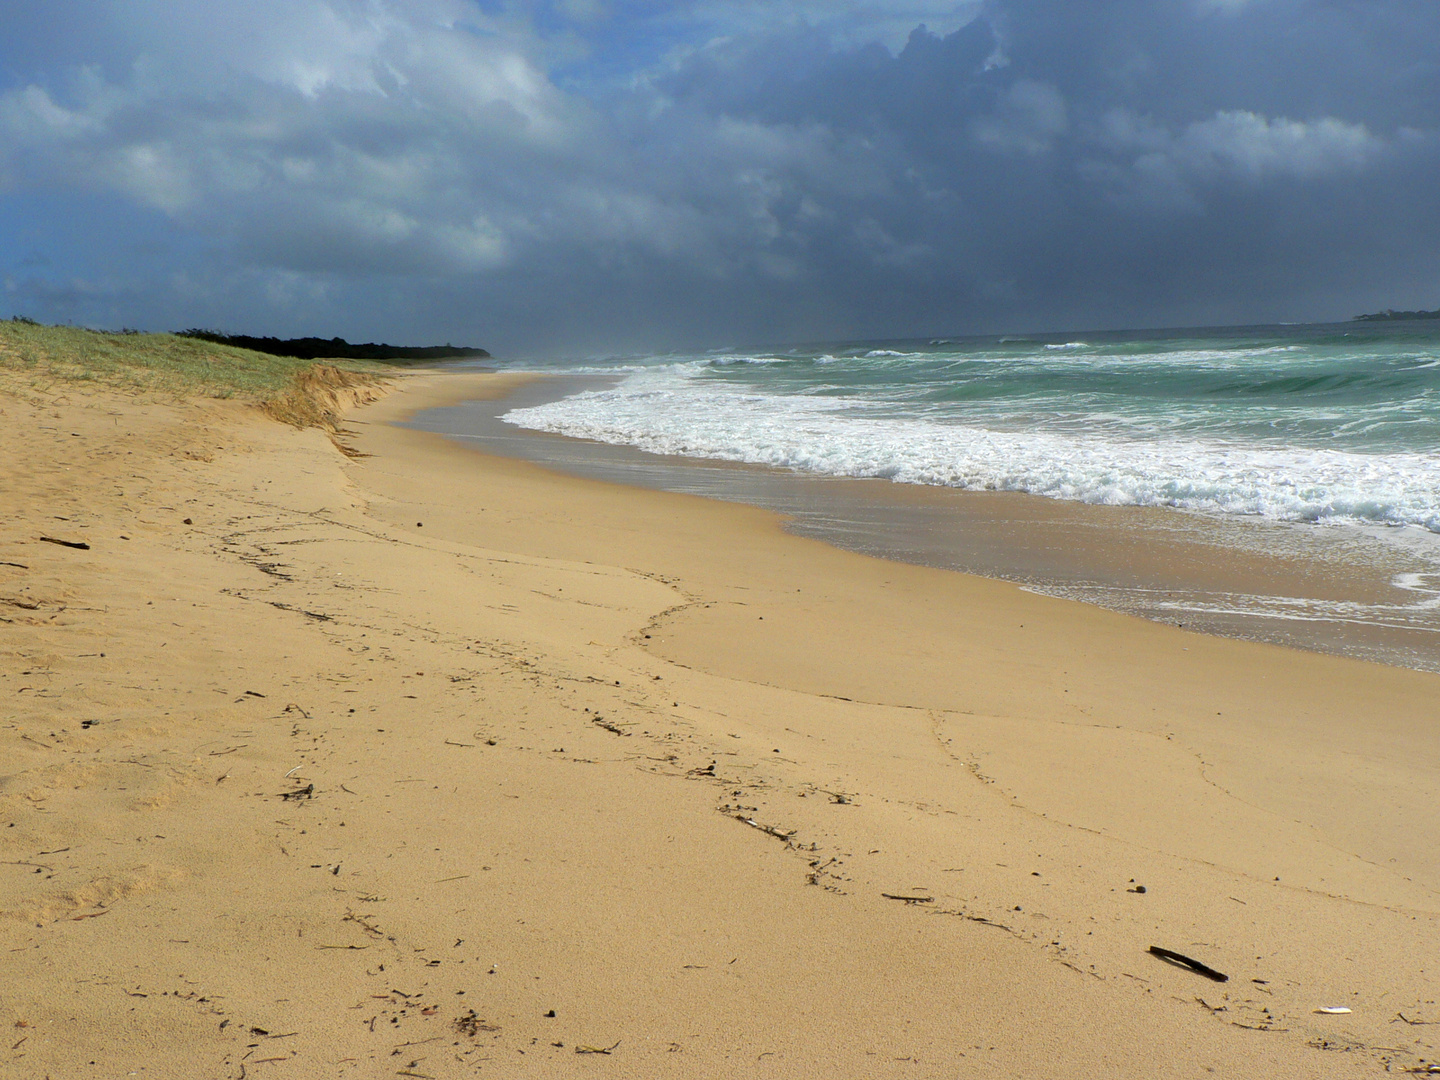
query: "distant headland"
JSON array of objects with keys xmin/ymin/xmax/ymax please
[
  {"xmin": 177, "ymin": 329, "xmax": 490, "ymax": 362},
  {"xmin": 1352, "ymin": 308, "xmax": 1440, "ymax": 322}
]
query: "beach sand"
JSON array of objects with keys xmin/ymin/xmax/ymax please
[{"xmin": 2, "ymin": 370, "xmax": 1437, "ymax": 1078}]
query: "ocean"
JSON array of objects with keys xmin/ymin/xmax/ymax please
[{"xmin": 417, "ymin": 321, "xmax": 1440, "ymax": 670}]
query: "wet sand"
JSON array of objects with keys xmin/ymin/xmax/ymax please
[
  {"xmin": 2, "ymin": 370, "xmax": 1438, "ymax": 1078},
  {"xmin": 412, "ymin": 374, "xmax": 1440, "ymax": 672}
]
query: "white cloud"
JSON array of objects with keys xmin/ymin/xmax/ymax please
[
  {"xmin": 1089, "ymin": 107, "xmax": 1387, "ymax": 209},
  {"xmin": 669, "ymin": 1, "xmax": 983, "ymax": 52},
  {"xmin": 110, "ymin": 143, "xmax": 194, "ymax": 214},
  {"xmin": 0, "ymin": 84, "xmax": 102, "ymax": 141},
  {"xmin": 0, "ymin": 0, "xmax": 602, "ymax": 271},
  {"xmin": 1175, "ymin": 110, "xmax": 1382, "ymax": 179}
]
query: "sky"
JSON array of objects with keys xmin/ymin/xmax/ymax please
[{"xmin": 2, "ymin": 0, "xmax": 1438, "ymax": 355}]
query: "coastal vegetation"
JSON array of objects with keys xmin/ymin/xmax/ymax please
[
  {"xmin": 0, "ymin": 317, "xmax": 490, "ymax": 425},
  {"xmin": 0, "ymin": 317, "xmax": 381, "ymax": 398},
  {"xmin": 0, "ymin": 317, "xmax": 431, "ymax": 434},
  {"xmin": 1353, "ymin": 307, "xmax": 1440, "ymax": 321},
  {"xmin": 176, "ymin": 329, "xmax": 489, "ymax": 362}
]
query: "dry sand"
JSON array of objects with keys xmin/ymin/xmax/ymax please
[{"xmin": 2, "ymin": 370, "xmax": 1438, "ymax": 1079}]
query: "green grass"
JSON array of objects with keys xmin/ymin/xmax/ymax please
[{"xmin": 0, "ymin": 318, "xmax": 388, "ymax": 402}]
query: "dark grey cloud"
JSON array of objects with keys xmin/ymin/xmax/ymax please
[{"xmin": 1, "ymin": 0, "xmax": 1437, "ymax": 353}]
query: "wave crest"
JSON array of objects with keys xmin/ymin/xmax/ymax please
[{"xmin": 503, "ymin": 372, "xmax": 1440, "ymax": 533}]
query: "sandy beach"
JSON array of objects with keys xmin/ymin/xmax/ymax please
[{"xmin": 3, "ymin": 369, "xmax": 1438, "ymax": 1078}]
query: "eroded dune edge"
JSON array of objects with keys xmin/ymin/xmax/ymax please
[{"xmin": 2, "ymin": 370, "xmax": 1437, "ymax": 1079}]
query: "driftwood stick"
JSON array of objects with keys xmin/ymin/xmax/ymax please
[
  {"xmin": 1395, "ymin": 1013, "xmax": 1440, "ymax": 1026},
  {"xmin": 575, "ymin": 1040, "xmax": 620, "ymax": 1055},
  {"xmin": 733, "ymin": 815, "xmax": 794, "ymax": 842},
  {"xmin": 1148, "ymin": 946, "xmax": 1228, "ymax": 982},
  {"xmin": 39, "ymin": 536, "xmax": 90, "ymax": 550}
]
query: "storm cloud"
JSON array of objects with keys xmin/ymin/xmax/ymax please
[{"xmin": 2, "ymin": 0, "xmax": 1438, "ymax": 353}]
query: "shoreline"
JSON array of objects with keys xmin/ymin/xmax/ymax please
[
  {"xmin": 3, "ymin": 369, "xmax": 1438, "ymax": 1077},
  {"xmin": 410, "ymin": 372, "xmax": 1440, "ymax": 674}
]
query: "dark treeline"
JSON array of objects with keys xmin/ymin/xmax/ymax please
[
  {"xmin": 1353, "ymin": 308, "xmax": 1440, "ymax": 322},
  {"xmin": 178, "ymin": 329, "xmax": 490, "ymax": 361}
]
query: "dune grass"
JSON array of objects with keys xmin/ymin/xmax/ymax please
[{"xmin": 0, "ymin": 318, "xmax": 391, "ymax": 403}]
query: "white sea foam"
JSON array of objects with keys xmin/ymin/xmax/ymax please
[
  {"xmin": 992, "ymin": 345, "xmax": 1309, "ymax": 370},
  {"xmin": 1030, "ymin": 583, "xmax": 1440, "ymax": 637},
  {"xmin": 1393, "ymin": 573, "xmax": 1440, "ymax": 604},
  {"xmin": 503, "ymin": 365, "xmax": 1440, "ymax": 533}
]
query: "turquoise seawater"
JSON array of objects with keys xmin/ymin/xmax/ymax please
[{"xmin": 502, "ymin": 322, "xmax": 1440, "ymax": 533}]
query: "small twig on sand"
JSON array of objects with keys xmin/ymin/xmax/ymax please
[
  {"xmin": 39, "ymin": 536, "xmax": 89, "ymax": 550},
  {"xmin": 881, "ymin": 893, "xmax": 934, "ymax": 904},
  {"xmin": 591, "ymin": 716, "xmax": 629, "ymax": 736},
  {"xmin": 1148, "ymin": 946, "xmax": 1228, "ymax": 982},
  {"xmin": 279, "ymin": 783, "xmax": 314, "ymax": 800},
  {"xmin": 342, "ymin": 910, "xmax": 384, "ymax": 938},
  {"xmin": 576, "ymin": 1041, "xmax": 621, "ymax": 1055},
  {"xmin": 733, "ymin": 815, "xmax": 795, "ymax": 842}
]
